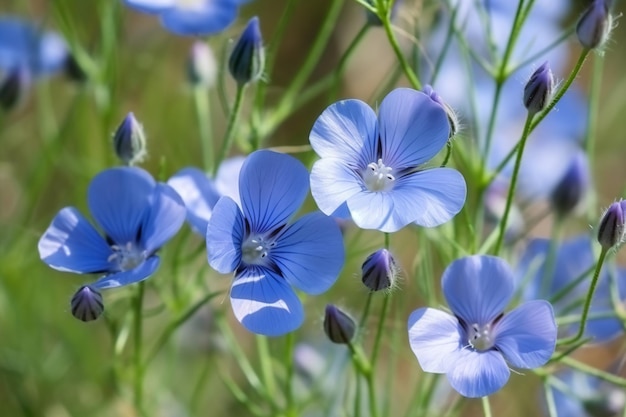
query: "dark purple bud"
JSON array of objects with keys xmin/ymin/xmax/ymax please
[
  {"xmin": 64, "ymin": 54, "xmax": 87, "ymax": 82},
  {"xmin": 187, "ymin": 41, "xmax": 217, "ymax": 88},
  {"xmin": 422, "ymin": 85, "xmax": 459, "ymax": 138},
  {"xmin": 113, "ymin": 112, "xmax": 147, "ymax": 166},
  {"xmin": 228, "ymin": 17, "xmax": 264, "ymax": 86},
  {"xmin": 0, "ymin": 67, "xmax": 30, "ymax": 111},
  {"xmin": 361, "ymin": 249, "xmax": 398, "ymax": 291},
  {"xmin": 323, "ymin": 304, "xmax": 356, "ymax": 344},
  {"xmin": 523, "ymin": 62, "xmax": 554, "ymax": 115},
  {"xmin": 71, "ymin": 286, "xmax": 104, "ymax": 322},
  {"xmin": 576, "ymin": 0, "xmax": 612, "ymax": 50},
  {"xmin": 550, "ymin": 151, "xmax": 590, "ymax": 216},
  {"xmin": 597, "ymin": 201, "xmax": 626, "ymax": 250}
]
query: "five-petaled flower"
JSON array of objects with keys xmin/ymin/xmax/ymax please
[
  {"xmin": 206, "ymin": 150, "xmax": 345, "ymax": 336},
  {"xmin": 38, "ymin": 167, "xmax": 186, "ymax": 319},
  {"xmin": 407, "ymin": 255, "xmax": 557, "ymax": 398},
  {"xmin": 309, "ymin": 87, "xmax": 467, "ymax": 233}
]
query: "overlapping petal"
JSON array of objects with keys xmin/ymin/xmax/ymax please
[
  {"xmin": 443, "ymin": 255, "xmax": 514, "ymax": 325},
  {"xmin": 230, "ymin": 266, "xmax": 304, "ymax": 336},
  {"xmin": 310, "ymin": 158, "xmax": 364, "ymax": 217},
  {"xmin": 38, "ymin": 207, "xmax": 113, "ymax": 273},
  {"xmin": 239, "ymin": 150, "xmax": 309, "ymax": 234},
  {"xmin": 447, "ymin": 349, "xmax": 510, "ymax": 398},
  {"xmin": 123, "ymin": 0, "xmax": 175, "ymax": 14},
  {"xmin": 272, "ymin": 212, "xmax": 344, "ymax": 294},
  {"xmin": 140, "ymin": 184, "xmax": 186, "ymax": 254},
  {"xmin": 92, "ymin": 256, "xmax": 160, "ymax": 289},
  {"xmin": 206, "ymin": 197, "xmax": 245, "ymax": 274}
]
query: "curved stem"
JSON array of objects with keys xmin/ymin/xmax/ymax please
[
  {"xmin": 380, "ymin": 15, "xmax": 421, "ymax": 89},
  {"xmin": 214, "ymin": 84, "xmax": 246, "ymax": 175}
]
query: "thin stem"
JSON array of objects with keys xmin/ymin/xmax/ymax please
[
  {"xmin": 379, "ymin": 11, "xmax": 421, "ymax": 89},
  {"xmin": 584, "ymin": 53, "xmax": 604, "ymax": 222},
  {"xmin": 214, "ymin": 83, "xmax": 246, "ymax": 175},
  {"xmin": 543, "ymin": 379, "xmax": 558, "ymax": 417},
  {"xmin": 481, "ymin": 396, "xmax": 492, "ymax": 417},
  {"xmin": 256, "ymin": 335, "xmax": 277, "ymax": 402},
  {"xmin": 559, "ymin": 356, "xmax": 626, "ymax": 387},
  {"xmin": 133, "ymin": 282, "xmax": 146, "ymax": 416},
  {"xmin": 193, "ymin": 86, "xmax": 213, "ymax": 172},
  {"xmin": 284, "ymin": 332, "xmax": 296, "ymax": 417}
]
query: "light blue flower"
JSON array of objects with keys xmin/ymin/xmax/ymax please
[
  {"xmin": 38, "ymin": 167, "xmax": 186, "ymax": 292},
  {"xmin": 206, "ymin": 150, "xmax": 345, "ymax": 336},
  {"xmin": 408, "ymin": 255, "xmax": 557, "ymax": 398},
  {"xmin": 309, "ymin": 88, "xmax": 466, "ymax": 233}
]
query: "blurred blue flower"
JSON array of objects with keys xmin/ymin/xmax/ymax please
[
  {"xmin": 206, "ymin": 150, "xmax": 345, "ymax": 336},
  {"xmin": 167, "ymin": 156, "xmax": 244, "ymax": 235},
  {"xmin": 123, "ymin": 0, "xmax": 250, "ymax": 36},
  {"xmin": 309, "ymin": 88, "xmax": 466, "ymax": 233},
  {"xmin": 408, "ymin": 255, "xmax": 557, "ymax": 398},
  {"xmin": 38, "ymin": 167, "xmax": 186, "ymax": 292},
  {"xmin": 517, "ymin": 235, "xmax": 626, "ymax": 342}
]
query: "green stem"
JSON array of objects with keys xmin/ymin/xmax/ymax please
[
  {"xmin": 193, "ymin": 86, "xmax": 213, "ymax": 172},
  {"xmin": 284, "ymin": 332, "xmax": 296, "ymax": 417},
  {"xmin": 379, "ymin": 8, "xmax": 421, "ymax": 89},
  {"xmin": 481, "ymin": 396, "xmax": 492, "ymax": 417},
  {"xmin": 559, "ymin": 356, "xmax": 626, "ymax": 387},
  {"xmin": 543, "ymin": 379, "xmax": 558, "ymax": 417},
  {"xmin": 133, "ymin": 282, "xmax": 146, "ymax": 416},
  {"xmin": 214, "ymin": 84, "xmax": 245, "ymax": 175},
  {"xmin": 584, "ymin": 53, "xmax": 604, "ymax": 222},
  {"xmin": 256, "ymin": 335, "xmax": 277, "ymax": 402}
]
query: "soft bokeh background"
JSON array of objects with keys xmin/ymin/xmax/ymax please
[{"xmin": 2, "ymin": 0, "xmax": 626, "ymax": 416}]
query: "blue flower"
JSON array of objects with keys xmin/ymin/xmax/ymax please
[
  {"xmin": 38, "ymin": 167, "xmax": 186, "ymax": 292},
  {"xmin": 122, "ymin": 0, "xmax": 250, "ymax": 36},
  {"xmin": 408, "ymin": 255, "xmax": 557, "ymax": 398},
  {"xmin": 206, "ymin": 150, "xmax": 345, "ymax": 336},
  {"xmin": 309, "ymin": 88, "xmax": 467, "ymax": 233},
  {"xmin": 517, "ymin": 235, "xmax": 626, "ymax": 343}
]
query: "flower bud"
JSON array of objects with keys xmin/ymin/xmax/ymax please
[
  {"xmin": 70, "ymin": 286, "xmax": 104, "ymax": 322},
  {"xmin": 228, "ymin": 17, "xmax": 264, "ymax": 86},
  {"xmin": 422, "ymin": 84, "xmax": 460, "ymax": 138},
  {"xmin": 550, "ymin": 151, "xmax": 590, "ymax": 217},
  {"xmin": 323, "ymin": 304, "xmax": 356, "ymax": 344},
  {"xmin": 576, "ymin": 0, "xmax": 612, "ymax": 50},
  {"xmin": 597, "ymin": 201, "xmax": 626, "ymax": 250},
  {"xmin": 113, "ymin": 112, "xmax": 147, "ymax": 166},
  {"xmin": 187, "ymin": 41, "xmax": 217, "ymax": 88},
  {"xmin": 361, "ymin": 249, "xmax": 397, "ymax": 291},
  {"xmin": 64, "ymin": 54, "xmax": 87, "ymax": 82},
  {"xmin": 0, "ymin": 67, "xmax": 30, "ymax": 111},
  {"xmin": 523, "ymin": 62, "xmax": 554, "ymax": 115}
]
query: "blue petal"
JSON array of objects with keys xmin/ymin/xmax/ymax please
[
  {"xmin": 122, "ymin": 0, "xmax": 175, "ymax": 14},
  {"xmin": 140, "ymin": 183, "xmax": 186, "ymax": 254},
  {"xmin": 88, "ymin": 167, "xmax": 156, "ymax": 246},
  {"xmin": 447, "ymin": 349, "xmax": 510, "ymax": 398},
  {"xmin": 167, "ymin": 167, "xmax": 221, "ymax": 235},
  {"xmin": 310, "ymin": 158, "xmax": 363, "ymax": 217},
  {"xmin": 160, "ymin": 2, "xmax": 237, "ymax": 36},
  {"xmin": 309, "ymin": 98, "xmax": 377, "ymax": 166},
  {"xmin": 206, "ymin": 197, "xmax": 244, "ymax": 274},
  {"xmin": 495, "ymin": 300, "xmax": 557, "ymax": 368},
  {"xmin": 230, "ymin": 266, "xmax": 304, "ymax": 336},
  {"xmin": 443, "ymin": 255, "xmax": 514, "ymax": 325},
  {"xmin": 378, "ymin": 88, "xmax": 449, "ymax": 168},
  {"xmin": 92, "ymin": 256, "xmax": 160, "ymax": 289},
  {"xmin": 272, "ymin": 212, "xmax": 344, "ymax": 294},
  {"xmin": 407, "ymin": 308, "xmax": 464, "ymax": 373},
  {"xmin": 38, "ymin": 207, "xmax": 113, "ymax": 273},
  {"xmin": 36, "ymin": 31, "xmax": 68, "ymax": 76},
  {"xmin": 347, "ymin": 190, "xmax": 407, "ymax": 233},
  {"xmin": 239, "ymin": 150, "xmax": 309, "ymax": 234},
  {"xmin": 214, "ymin": 156, "xmax": 245, "ymax": 204}
]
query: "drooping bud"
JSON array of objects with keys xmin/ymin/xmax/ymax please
[
  {"xmin": 228, "ymin": 17, "xmax": 264, "ymax": 86},
  {"xmin": 112, "ymin": 112, "xmax": 147, "ymax": 166},
  {"xmin": 361, "ymin": 249, "xmax": 398, "ymax": 291},
  {"xmin": 576, "ymin": 0, "xmax": 612, "ymax": 50},
  {"xmin": 187, "ymin": 41, "xmax": 217, "ymax": 88},
  {"xmin": 0, "ymin": 67, "xmax": 30, "ymax": 111},
  {"xmin": 323, "ymin": 304, "xmax": 356, "ymax": 344},
  {"xmin": 422, "ymin": 84, "xmax": 460, "ymax": 138},
  {"xmin": 597, "ymin": 201, "xmax": 626, "ymax": 250},
  {"xmin": 523, "ymin": 62, "xmax": 554, "ymax": 115},
  {"xmin": 550, "ymin": 151, "xmax": 590, "ymax": 217},
  {"xmin": 70, "ymin": 286, "xmax": 104, "ymax": 322}
]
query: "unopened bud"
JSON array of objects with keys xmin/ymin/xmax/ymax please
[
  {"xmin": 597, "ymin": 201, "xmax": 626, "ymax": 250},
  {"xmin": 361, "ymin": 249, "xmax": 397, "ymax": 291},
  {"xmin": 228, "ymin": 17, "xmax": 264, "ymax": 86},
  {"xmin": 576, "ymin": 0, "xmax": 612, "ymax": 50},
  {"xmin": 0, "ymin": 67, "xmax": 30, "ymax": 111},
  {"xmin": 523, "ymin": 62, "xmax": 554, "ymax": 115},
  {"xmin": 550, "ymin": 151, "xmax": 590, "ymax": 217},
  {"xmin": 70, "ymin": 286, "xmax": 104, "ymax": 322},
  {"xmin": 422, "ymin": 85, "xmax": 459, "ymax": 138},
  {"xmin": 113, "ymin": 112, "xmax": 147, "ymax": 166},
  {"xmin": 187, "ymin": 41, "xmax": 217, "ymax": 88},
  {"xmin": 323, "ymin": 304, "xmax": 356, "ymax": 344},
  {"xmin": 64, "ymin": 54, "xmax": 87, "ymax": 82}
]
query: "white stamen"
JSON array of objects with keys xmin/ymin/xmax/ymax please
[
  {"xmin": 363, "ymin": 159, "xmax": 395, "ymax": 192},
  {"xmin": 241, "ymin": 234, "xmax": 275, "ymax": 266},
  {"xmin": 468, "ymin": 323, "xmax": 496, "ymax": 351},
  {"xmin": 107, "ymin": 242, "xmax": 145, "ymax": 271}
]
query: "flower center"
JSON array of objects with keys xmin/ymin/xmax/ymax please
[
  {"xmin": 241, "ymin": 234, "xmax": 275, "ymax": 266},
  {"xmin": 108, "ymin": 242, "xmax": 146, "ymax": 272},
  {"xmin": 363, "ymin": 159, "xmax": 395, "ymax": 192},
  {"xmin": 468, "ymin": 323, "xmax": 496, "ymax": 351}
]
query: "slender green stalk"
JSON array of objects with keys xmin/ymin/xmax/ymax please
[
  {"xmin": 214, "ymin": 84, "xmax": 246, "ymax": 174},
  {"xmin": 133, "ymin": 282, "xmax": 146, "ymax": 416},
  {"xmin": 256, "ymin": 335, "xmax": 277, "ymax": 402},
  {"xmin": 378, "ymin": 6, "xmax": 421, "ymax": 89},
  {"xmin": 193, "ymin": 87, "xmax": 214, "ymax": 172},
  {"xmin": 543, "ymin": 379, "xmax": 558, "ymax": 417},
  {"xmin": 481, "ymin": 396, "xmax": 492, "ymax": 417},
  {"xmin": 559, "ymin": 356, "xmax": 626, "ymax": 387},
  {"xmin": 366, "ymin": 372, "xmax": 380, "ymax": 417},
  {"xmin": 584, "ymin": 53, "xmax": 604, "ymax": 221},
  {"xmin": 284, "ymin": 332, "xmax": 296, "ymax": 417}
]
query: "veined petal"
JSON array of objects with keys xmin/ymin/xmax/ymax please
[
  {"xmin": 206, "ymin": 197, "xmax": 244, "ymax": 274},
  {"xmin": 92, "ymin": 256, "xmax": 160, "ymax": 289},
  {"xmin": 38, "ymin": 207, "xmax": 113, "ymax": 273},
  {"xmin": 123, "ymin": 0, "xmax": 176, "ymax": 14},
  {"xmin": 88, "ymin": 167, "xmax": 155, "ymax": 246},
  {"xmin": 443, "ymin": 255, "xmax": 514, "ymax": 325},
  {"xmin": 378, "ymin": 88, "xmax": 449, "ymax": 168},
  {"xmin": 160, "ymin": 2, "xmax": 237, "ymax": 36},
  {"xmin": 495, "ymin": 300, "xmax": 557, "ymax": 368},
  {"xmin": 272, "ymin": 212, "xmax": 344, "ymax": 295},
  {"xmin": 168, "ymin": 167, "xmax": 221, "ymax": 235},
  {"xmin": 447, "ymin": 349, "xmax": 510, "ymax": 398},
  {"xmin": 310, "ymin": 158, "xmax": 363, "ymax": 217},
  {"xmin": 239, "ymin": 150, "xmax": 309, "ymax": 234},
  {"xmin": 407, "ymin": 308, "xmax": 464, "ymax": 374},
  {"xmin": 347, "ymin": 190, "xmax": 411, "ymax": 233},
  {"xmin": 230, "ymin": 266, "xmax": 304, "ymax": 336},
  {"xmin": 141, "ymin": 184, "xmax": 186, "ymax": 254}
]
